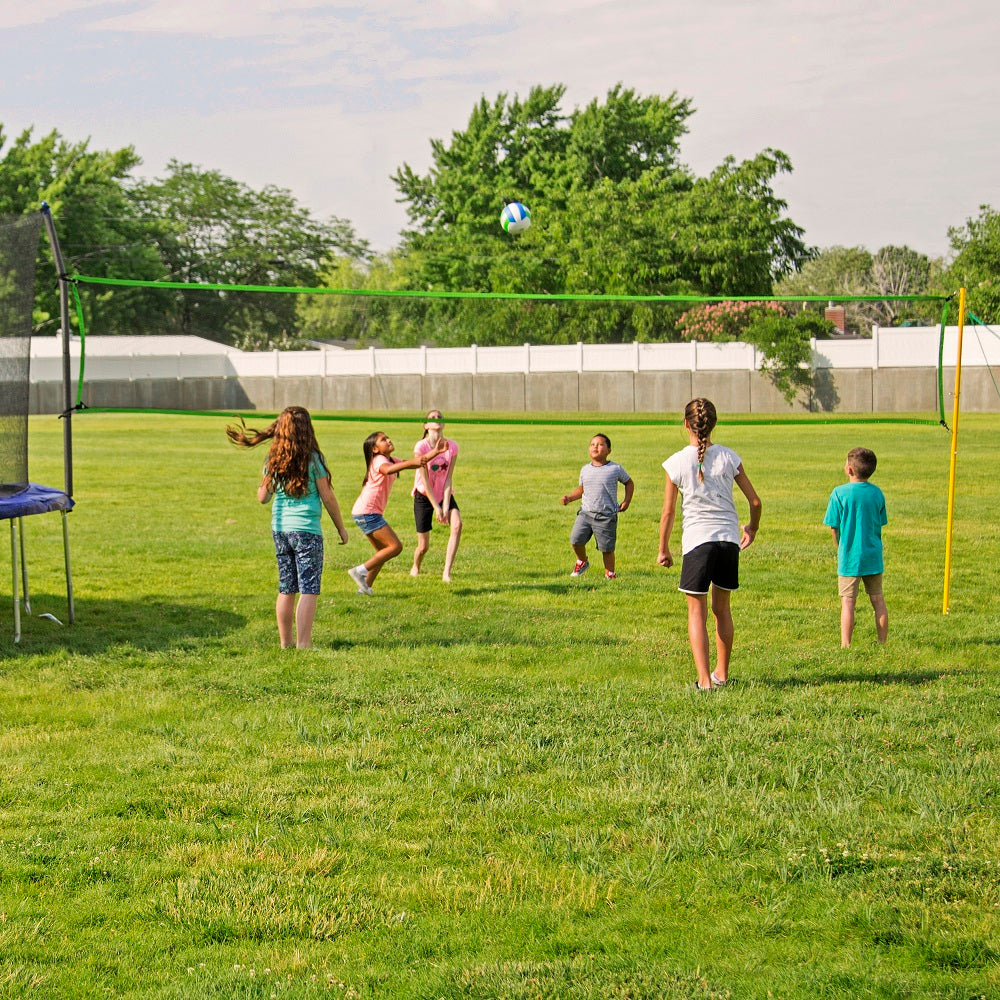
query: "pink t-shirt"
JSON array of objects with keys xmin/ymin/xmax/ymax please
[
  {"xmin": 412, "ymin": 438, "xmax": 458, "ymax": 504},
  {"xmin": 352, "ymin": 454, "xmax": 397, "ymax": 516}
]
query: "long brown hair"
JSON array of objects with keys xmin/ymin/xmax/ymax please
[
  {"xmin": 226, "ymin": 406, "xmax": 326, "ymax": 498},
  {"xmin": 361, "ymin": 431, "xmax": 384, "ymax": 485},
  {"xmin": 684, "ymin": 398, "xmax": 717, "ymax": 483}
]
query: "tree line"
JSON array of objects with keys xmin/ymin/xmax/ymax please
[{"xmin": 2, "ymin": 84, "xmax": 996, "ymax": 362}]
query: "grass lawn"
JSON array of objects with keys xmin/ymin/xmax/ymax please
[{"xmin": 1, "ymin": 410, "xmax": 998, "ymax": 999}]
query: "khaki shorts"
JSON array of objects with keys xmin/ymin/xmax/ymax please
[{"xmin": 838, "ymin": 573, "xmax": 883, "ymax": 599}]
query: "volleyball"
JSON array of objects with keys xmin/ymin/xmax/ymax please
[{"xmin": 500, "ymin": 202, "xmax": 531, "ymax": 234}]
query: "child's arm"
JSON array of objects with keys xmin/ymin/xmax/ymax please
[
  {"xmin": 561, "ymin": 485, "xmax": 584, "ymax": 506},
  {"xmin": 618, "ymin": 477, "xmax": 635, "ymax": 512},
  {"xmin": 830, "ymin": 527, "xmax": 840, "ymax": 544},
  {"xmin": 412, "ymin": 446, "xmax": 439, "ymax": 516},
  {"xmin": 658, "ymin": 477, "xmax": 678, "ymax": 567},
  {"xmin": 386, "ymin": 438, "xmax": 446, "ymax": 476},
  {"xmin": 257, "ymin": 477, "xmax": 272, "ymax": 504},
  {"xmin": 439, "ymin": 453, "xmax": 457, "ymax": 523},
  {"xmin": 317, "ymin": 475, "xmax": 350, "ymax": 544},
  {"xmin": 734, "ymin": 465, "xmax": 762, "ymax": 550}
]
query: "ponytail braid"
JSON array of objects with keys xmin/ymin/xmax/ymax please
[{"xmin": 684, "ymin": 398, "xmax": 718, "ymax": 483}]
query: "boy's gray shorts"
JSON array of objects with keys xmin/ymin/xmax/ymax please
[{"xmin": 570, "ymin": 509, "xmax": 618, "ymax": 552}]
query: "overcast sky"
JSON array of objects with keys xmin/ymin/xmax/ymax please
[{"xmin": 2, "ymin": 0, "xmax": 997, "ymax": 259}]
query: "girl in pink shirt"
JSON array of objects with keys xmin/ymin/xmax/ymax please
[
  {"xmin": 410, "ymin": 409, "xmax": 462, "ymax": 582},
  {"xmin": 348, "ymin": 430, "xmax": 445, "ymax": 595}
]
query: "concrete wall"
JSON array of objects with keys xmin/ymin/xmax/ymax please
[{"xmin": 28, "ymin": 367, "xmax": 998, "ymax": 415}]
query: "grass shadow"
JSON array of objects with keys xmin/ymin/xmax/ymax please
[
  {"xmin": 0, "ymin": 594, "xmax": 246, "ymax": 656},
  {"xmin": 752, "ymin": 669, "xmax": 945, "ymax": 689}
]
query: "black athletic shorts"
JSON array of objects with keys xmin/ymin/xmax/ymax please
[
  {"xmin": 413, "ymin": 492, "xmax": 459, "ymax": 533},
  {"xmin": 678, "ymin": 541, "xmax": 740, "ymax": 594}
]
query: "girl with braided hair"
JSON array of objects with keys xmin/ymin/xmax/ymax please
[{"xmin": 658, "ymin": 398, "xmax": 762, "ymax": 690}]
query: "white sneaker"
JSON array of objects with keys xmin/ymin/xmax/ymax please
[
  {"xmin": 348, "ymin": 565, "xmax": 373, "ymax": 596},
  {"xmin": 570, "ymin": 559, "xmax": 590, "ymax": 577}
]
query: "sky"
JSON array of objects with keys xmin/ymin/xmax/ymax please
[{"xmin": 2, "ymin": 0, "xmax": 998, "ymax": 259}]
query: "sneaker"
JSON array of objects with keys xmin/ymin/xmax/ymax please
[
  {"xmin": 570, "ymin": 559, "xmax": 590, "ymax": 577},
  {"xmin": 605, "ymin": 570, "xmax": 617, "ymax": 579},
  {"xmin": 348, "ymin": 565, "xmax": 373, "ymax": 596},
  {"xmin": 710, "ymin": 671, "xmax": 728, "ymax": 688}
]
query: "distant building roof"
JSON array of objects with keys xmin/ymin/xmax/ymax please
[{"xmin": 31, "ymin": 335, "xmax": 238, "ymax": 357}]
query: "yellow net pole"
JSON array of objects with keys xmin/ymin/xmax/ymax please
[{"xmin": 942, "ymin": 286, "xmax": 967, "ymax": 614}]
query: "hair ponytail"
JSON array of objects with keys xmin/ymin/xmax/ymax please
[{"xmin": 683, "ymin": 398, "xmax": 718, "ymax": 483}]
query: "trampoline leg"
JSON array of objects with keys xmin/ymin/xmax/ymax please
[
  {"xmin": 18, "ymin": 516, "xmax": 31, "ymax": 616},
  {"xmin": 62, "ymin": 510, "xmax": 74, "ymax": 624},
  {"xmin": 10, "ymin": 519, "xmax": 20, "ymax": 644}
]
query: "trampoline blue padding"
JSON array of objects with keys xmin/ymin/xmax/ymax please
[{"xmin": 0, "ymin": 484, "xmax": 74, "ymax": 520}]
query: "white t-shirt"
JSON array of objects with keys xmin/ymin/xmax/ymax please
[{"xmin": 663, "ymin": 444, "xmax": 742, "ymax": 554}]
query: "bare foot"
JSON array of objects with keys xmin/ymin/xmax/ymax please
[
  {"xmin": 442, "ymin": 573, "xmax": 451, "ymax": 583},
  {"xmin": 410, "ymin": 566, "xmax": 420, "ymax": 577}
]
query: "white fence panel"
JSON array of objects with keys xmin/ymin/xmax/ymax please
[
  {"xmin": 375, "ymin": 348, "xmax": 423, "ymax": 375},
  {"xmin": 813, "ymin": 339, "xmax": 876, "ymax": 369},
  {"xmin": 232, "ymin": 352, "xmax": 279, "ymax": 377},
  {"xmin": 582, "ymin": 343, "xmax": 636, "ymax": 372},
  {"xmin": 474, "ymin": 345, "xmax": 531, "ymax": 373},
  {"xmin": 530, "ymin": 344, "xmax": 581, "ymax": 372},
  {"xmin": 694, "ymin": 341, "xmax": 756, "ymax": 371},
  {"xmin": 638, "ymin": 342, "xmax": 695, "ymax": 371},
  {"xmin": 277, "ymin": 351, "xmax": 324, "ymax": 376},
  {"xmin": 426, "ymin": 347, "xmax": 471, "ymax": 374}
]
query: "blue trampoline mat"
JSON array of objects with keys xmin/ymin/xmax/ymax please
[{"xmin": 0, "ymin": 483, "xmax": 74, "ymax": 519}]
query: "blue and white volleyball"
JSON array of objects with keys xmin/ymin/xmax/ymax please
[{"xmin": 500, "ymin": 202, "xmax": 531, "ymax": 234}]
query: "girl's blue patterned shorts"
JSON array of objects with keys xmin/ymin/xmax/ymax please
[{"xmin": 273, "ymin": 531, "xmax": 324, "ymax": 595}]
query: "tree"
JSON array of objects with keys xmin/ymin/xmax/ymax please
[
  {"xmin": 675, "ymin": 300, "xmax": 833, "ymax": 402},
  {"xmin": 129, "ymin": 161, "xmax": 370, "ymax": 344},
  {"xmin": 942, "ymin": 205, "xmax": 1000, "ymax": 323},
  {"xmin": 372, "ymin": 85, "xmax": 808, "ymax": 347},
  {"xmin": 0, "ymin": 124, "xmax": 165, "ymax": 334},
  {"xmin": 776, "ymin": 244, "xmax": 941, "ymax": 333}
]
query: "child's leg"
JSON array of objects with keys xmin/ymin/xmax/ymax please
[
  {"xmin": 442, "ymin": 508, "xmax": 462, "ymax": 582},
  {"xmin": 711, "ymin": 586, "xmax": 734, "ymax": 683},
  {"xmin": 686, "ymin": 593, "xmax": 712, "ymax": 690},
  {"xmin": 572, "ymin": 542, "xmax": 588, "ymax": 562},
  {"xmin": 601, "ymin": 549, "xmax": 615, "ymax": 573},
  {"xmin": 295, "ymin": 594, "xmax": 318, "ymax": 648},
  {"xmin": 840, "ymin": 594, "xmax": 857, "ymax": 648},
  {"xmin": 364, "ymin": 524, "xmax": 403, "ymax": 587},
  {"xmin": 870, "ymin": 593, "xmax": 888, "ymax": 644},
  {"xmin": 276, "ymin": 593, "xmax": 296, "ymax": 648},
  {"xmin": 411, "ymin": 530, "xmax": 431, "ymax": 576}
]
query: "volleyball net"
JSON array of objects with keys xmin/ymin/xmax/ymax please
[{"xmin": 60, "ymin": 271, "xmax": 961, "ymax": 423}]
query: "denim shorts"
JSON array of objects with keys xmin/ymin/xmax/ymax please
[
  {"xmin": 353, "ymin": 512, "xmax": 389, "ymax": 536},
  {"xmin": 273, "ymin": 530, "xmax": 324, "ymax": 595}
]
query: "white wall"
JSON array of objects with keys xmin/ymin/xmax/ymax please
[{"xmin": 28, "ymin": 326, "xmax": 998, "ymax": 383}]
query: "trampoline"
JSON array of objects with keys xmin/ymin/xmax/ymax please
[{"xmin": 1, "ymin": 208, "xmax": 76, "ymax": 643}]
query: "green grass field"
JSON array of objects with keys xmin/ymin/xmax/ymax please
[{"xmin": 2, "ymin": 410, "xmax": 998, "ymax": 999}]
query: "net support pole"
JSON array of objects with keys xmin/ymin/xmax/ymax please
[
  {"xmin": 942, "ymin": 287, "xmax": 967, "ymax": 614},
  {"xmin": 40, "ymin": 203, "xmax": 73, "ymax": 498}
]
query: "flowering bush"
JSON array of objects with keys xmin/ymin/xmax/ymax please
[{"xmin": 675, "ymin": 300, "xmax": 786, "ymax": 342}]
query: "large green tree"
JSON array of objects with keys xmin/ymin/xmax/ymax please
[
  {"xmin": 129, "ymin": 162, "xmax": 369, "ymax": 345},
  {"xmin": 0, "ymin": 125, "xmax": 165, "ymax": 334},
  {"xmin": 335, "ymin": 84, "xmax": 808, "ymax": 347},
  {"xmin": 942, "ymin": 205, "xmax": 1000, "ymax": 322}
]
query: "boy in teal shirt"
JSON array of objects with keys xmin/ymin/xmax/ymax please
[{"xmin": 824, "ymin": 447, "xmax": 888, "ymax": 648}]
